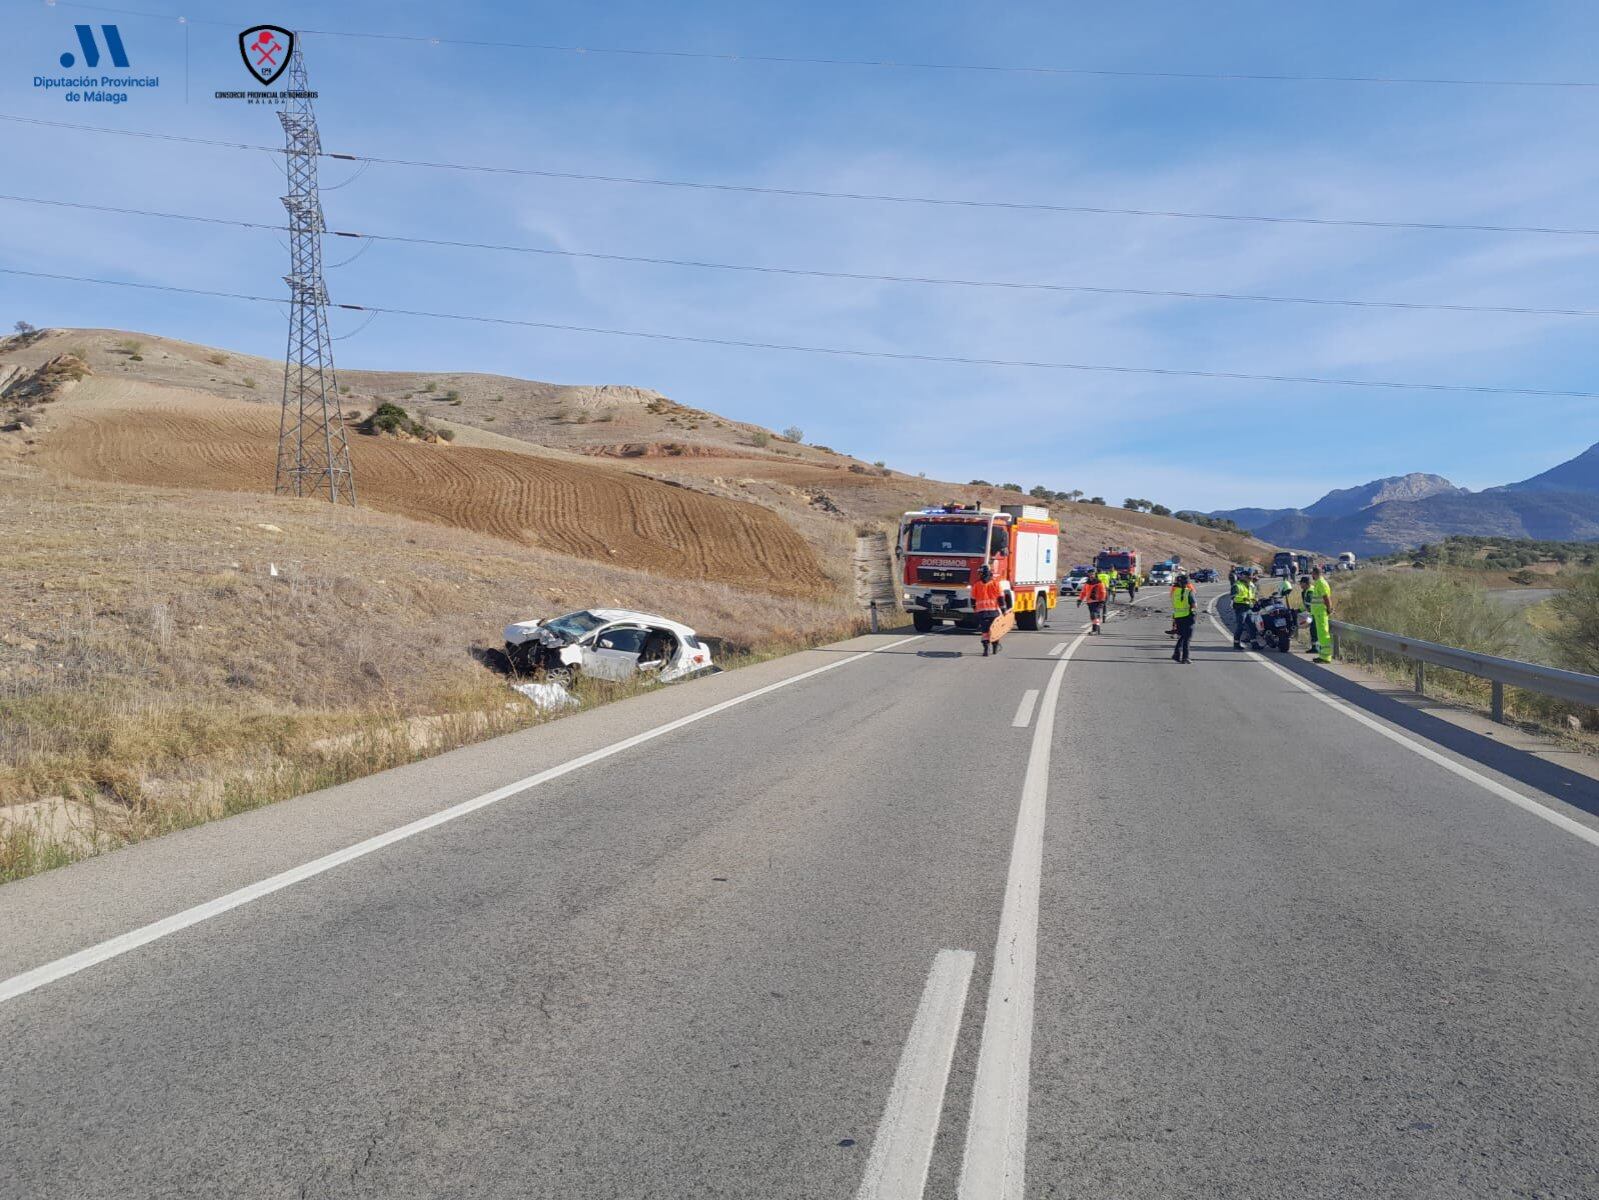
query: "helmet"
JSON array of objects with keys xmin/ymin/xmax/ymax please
[
  {"xmin": 978, "ymin": 563, "xmax": 993, "ymax": 583},
  {"xmin": 1175, "ymin": 573, "xmax": 1189, "ymax": 587}
]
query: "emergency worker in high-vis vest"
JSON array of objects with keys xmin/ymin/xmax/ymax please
[
  {"xmin": 1231, "ymin": 570, "xmax": 1256, "ymax": 647},
  {"xmin": 1308, "ymin": 565, "xmax": 1334, "ymax": 663},
  {"xmin": 972, "ymin": 562, "xmax": 1005, "ymax": 657},
  {"xmin": 1170, "ymin": 573, "xmax": 1197, "ymax": 664}
]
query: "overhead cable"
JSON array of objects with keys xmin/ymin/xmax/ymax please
[
  {"xmin": 6, "ymin": 267, "xmax": 1596, "ymax": 399},
  {"xmin": 47, "ymin": 1, "xmax": 1599, "ymax": 89},
  {"xmin": 4, "ymin": 114, "xmax": 1598, "ymax": 239},
  {"xmin": 4, "ymin": 193, "xmax": 1595, "ymax": 320}
]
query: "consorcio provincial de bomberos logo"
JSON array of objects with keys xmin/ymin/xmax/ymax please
[
  {"xmin": 34, "ymin": 23, "xmax": 160, "ymax": 104},
  {"xmin": 216, "ymin": 25, "xmax": 316, "ymax": 104}
]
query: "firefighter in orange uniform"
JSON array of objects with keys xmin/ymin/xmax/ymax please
[
  {"xmin": 972, "ymin": 563, "xmax": 1006, "ymax": 657},
  {"xmin": 1077, "ymin": 572, "xmax": 1108, "ymax": 634}
]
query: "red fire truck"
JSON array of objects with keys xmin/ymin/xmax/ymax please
[{"xmin": 898, "ymin": 503, "xmax": 1061, "ymax": 633}]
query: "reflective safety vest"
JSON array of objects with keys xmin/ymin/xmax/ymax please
[
  {"xmin": 1232, "ymin": 579, "xmax": 1253, "ymax": 605},
  {"xmin": 1171, "ymin": 585, "xmax": 1195, "ymax": 618},
  {"xmin": 1310, "ymin": 576, "xmax": 1332, "ymax": 609}
]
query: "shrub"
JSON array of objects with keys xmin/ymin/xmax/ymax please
[
  {"xmin": 873, "ymin": 461, "xmax": 886, "ymax": 469},
  {"xmin": 444, "ymin": 389, "xmax": 460, "ymax": 402},
  {"xmin": 782, "ymin": 425, "xmax": 804, "ymax": 442},
  {"xmin": 13, "ymin": 320, "xmax": 36, "ymax": 335},
  {"xmin": 129, "ymin": 354, "xmax": 144, "ymax": 362},
  {"xmin": 421, "ymin": 381, "xmax": 437, "ymax": 393},
  {"xmin": 751, "ymin": 430, "xmax": 771, "ymax": 448},
  {"xmin": 1547, "ymin": 570, "xmax": 1599, "ymax": 675},
  {"xmin": 117, "ymin": 338, "xmax": 142, "ymax": 354},
  {"xmin": 969, "ymin": 479, "xmax": 992, "ymax": 487},
  {"xmin": 206, "ymin": 352, "xmax": 228, "ymax": 366},
  {"xmin": 437, "ymin": 427, "xmax": 456, "ymax": 442},
  {"xmin": 243, "ymin": 377, "xmax": 257, "ymax": 390}
]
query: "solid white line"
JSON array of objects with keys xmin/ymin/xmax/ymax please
[
  {"xmin": 1204, "ymin": 602, "xmax": 1599, "ymax": 850},
  {"xmin": 1011, "ymin": 690, "xmax": 1040, "ymax": 728},
  {"xmin": 855, "ymin": 948, "xmax": 977, "ymax": 1200},
  {"xmin": 1046, "ymin": 642, "xmax": 1067, "ymax": 658},
  {"xmin": 0, "ymin": 633, "xmax": 924, "ymax": 1006},
  {"xmin": 958, "ymin": 628, "xmax": 1088, "ymax": 1199}
]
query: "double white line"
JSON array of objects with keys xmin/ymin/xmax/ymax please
[{"xmin": 859, "ymin": 628, "xmax": 1090, "ymax": 1200}]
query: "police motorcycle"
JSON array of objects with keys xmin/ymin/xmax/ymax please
[{"xmin": 1241, "ymin": 594, "xmax": 1297, "ymax": 652}]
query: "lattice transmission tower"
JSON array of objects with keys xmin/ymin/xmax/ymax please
[{"xmin": 273, "ymin": 42, "xmax": 356, "ymax": 503}]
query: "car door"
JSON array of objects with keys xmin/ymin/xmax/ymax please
[{"xmin": 580, "ymin": 624, "xmax": 649, "ymax": 680}]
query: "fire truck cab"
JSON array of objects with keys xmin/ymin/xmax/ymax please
[{"xmin": 898, "ymin": 503, "xmax": 1061, "ymax": 634}]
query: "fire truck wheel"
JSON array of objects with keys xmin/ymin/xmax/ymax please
[
  {"xmin": 1016, "ymin": 604, "xmax": 1039, "ymax": 632},
  {"xmin": 912, "ymin": 611, "xmax": 935, "ymax": 633}
]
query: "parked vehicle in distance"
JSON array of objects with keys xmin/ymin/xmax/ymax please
[
  {"xmin": 1147, "ymin": 558, "xmax": 1180, "ymax": 586},
  {"xmin": 1062, "ymin": 564, "xmax": 1095, "ymax": 595},
  {"xmin": 1096, "ymin": 547, "xmax": 1142, "ymax": 595},
  {"xmin": 1338, "ymin": 551, "xmax": 1357, "ymax": 571},
  {"xmin": 1191, "ymin": 567, "xmax": 1217, "ymax": 583},
  {"xmin": 504, "ymin": 608, "xmax": 715, "ymax": 684}
]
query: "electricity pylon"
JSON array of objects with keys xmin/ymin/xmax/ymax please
[{"xmin": 273, "ymin": 42, "xmax": 355, "ymax": 503}]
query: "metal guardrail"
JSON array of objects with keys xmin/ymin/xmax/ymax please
[{"xmin": 1329, "ymin": 620, "xmax": 1599, "ymax": 723}]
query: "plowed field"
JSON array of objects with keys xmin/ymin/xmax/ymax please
[{"xmin": 36, "ymin": 386, "xmax": 830, "ymax": 597}]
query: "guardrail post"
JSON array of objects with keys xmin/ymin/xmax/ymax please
[
  {"xmin": 1331, "ymin": 628, "xmax": 1341, "ymax": 660},
  {"xmin": 869, "ymin": 600, "xmax": 879, "ymax": 634},
  {"xmin": 1491, "ymin": 681, "xmax": 1504, "ymax": 723},
  {"xmin": 1415, "ymin": 661, "xmax": 1425, "ymax": 695}
]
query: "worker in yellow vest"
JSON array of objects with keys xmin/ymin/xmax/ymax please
[
  {"xmin": 1230, "ymin": 569, "xmax": 1256, "ymax": 648},
  {"xmin": 1308, "ymin": 565, "xmax": 1334, "ymax": 663},
  {"xmin": 1170, "ymin": 572, "xmax": 1197, "ymax": 664}
]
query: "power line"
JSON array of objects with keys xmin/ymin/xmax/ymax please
[
  {"xmin": 6, "ymin": 113, "xmax": 1599, "ymax": 239},
  {"xmin": 6, "ymin": 192, "xmax": 1597, "ymax": 321},
  {"xmin": 51, "ymin": 1, "xmax": 1599, "ymax": 90},
  {"xmin": 7, "ymin": 266, "xmax": 1596, "ymax": 399}
]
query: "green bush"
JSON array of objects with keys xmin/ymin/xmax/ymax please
[{"xmin": 1547, "ymin": 570, "xmax": 1599, "ymax": 676}]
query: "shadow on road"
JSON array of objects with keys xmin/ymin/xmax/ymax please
[{"xmin": 1259, "ymin": 641, "xmax": 1599, "ymax": 820}]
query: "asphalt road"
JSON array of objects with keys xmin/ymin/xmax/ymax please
[{"xmin": 3, "ymin": 587, "xmax": 1597, "ymax": 1199}]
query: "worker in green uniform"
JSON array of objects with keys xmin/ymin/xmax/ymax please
[
  {"xmin": 1170, "ymin": 572, "xmax": 1197, "ymax": 664},
  {"xmin": 1308, "ymin": 565, "xmax": 1334, "ymax": 662},
  {"xmin": 1230, "ymin": 569, "xmax": 1256, "ymax": 647}
]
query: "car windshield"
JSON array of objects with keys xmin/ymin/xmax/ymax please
[
  {"xmin": 908, "ymin": 520, "xmax": 988, "ymax": 555},
  {"xmin": 1097, "ymin": 554, "xmax": 1133, "ymax": 572},
  {"xmin": 542, "ymin": 610, "xmax": 609, "ymax": 640}
]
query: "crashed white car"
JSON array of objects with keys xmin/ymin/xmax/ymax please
[{"xmin": 503, "ymin": 608, "xmax": 715, "ymax": 684}]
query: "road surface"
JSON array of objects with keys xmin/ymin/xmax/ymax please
[{"xmin": 3, "ymin": 587, "xmax": 1596, "ymax": 1199}]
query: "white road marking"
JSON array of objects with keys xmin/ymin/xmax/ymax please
[
  {"xmin": 1011, "ymin": 690, "xmax": 1040, "ymax": 728},
  {"xmin": 1204, "ymin": 602, "xmax": 1599, "ymax": 850},
  {"xmin": 0, "ymin": 634, "xmax": 925, "ymax": 1007},
  {"xmin": 958, "ymin": 628, "xmax": 1088, "ymax": 1199},
  {"xmin": 855, "ymin": 948, "xmax": 977, "ymax": 1200},
  {"xmin": 1046, "ymin": 642, "xmax": 1066, "ymax": 658}
]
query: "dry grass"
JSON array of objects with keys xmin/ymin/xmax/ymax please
[{"xmin": 0, "ymin": 463, "xmax": 858, "ymax": 882}]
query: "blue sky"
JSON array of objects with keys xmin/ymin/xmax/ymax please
[{"xmin": 4, "ymin": 0, "xmax": 1599, "ymax": 509}]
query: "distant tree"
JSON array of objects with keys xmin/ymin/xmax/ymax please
[
  {"xmin": 1065, "ymin": 489, "xmax": 1084, "ymax": 502},
  {"xmin": 1001, "ymin": 482, "xmax": 1022, "ymax": 492},
  {"xmin": 13, "ymin": 320, "xmax": 36, "ymax": 336},
  {"xmin": 1150, "ymin": 503, "xmax": 1172, "ymax": 517},
  {"xmin": 1029, "ymin": 485, "xmax": 1053, "ymax": 500},
  {"xmin": 1087, "ymin": 496, "xmax": 1106, "ymax": 505},
  {"xmin": 968, "ymin": 478, "xmax": 992, "ymax": 487},
  {"xmin": 782, "ymin": 425, "xmax": 804, "ymax": 442},
  {"xmin": 1122, "ymin": 498, "xmax": 1141, "ymax": 510}
]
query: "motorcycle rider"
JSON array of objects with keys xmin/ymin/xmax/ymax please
[{"xmin": 1170, "ymin": 572, "xmax": 1197, "ymax": 664}]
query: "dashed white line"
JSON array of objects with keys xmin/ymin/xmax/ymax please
[
  {"xmin": 0, "ymin": 634, "xmax": 925, "ymax": 1006},
  {"xmin": 958, "ymin": 627, "xmax": 1088, "ymax": 1199},
  {"xmin": 855, "ymin": 948, "xmax": 977, "ymax": 1200},
  {"xmin": 1011, "ymin": 689, "xmax": 1040, "ymax": 728},
  {"xmin": 1204, "ymin": 601, "xmax": 1599, "ymax": 850},
  {"xmin": 1046, "ymin": 642, "xmax": 1067, "ymax": 657}
]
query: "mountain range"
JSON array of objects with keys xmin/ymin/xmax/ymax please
[{"xmin": 1211, "ymin": 442, "xmax": 1599, "ymax": 555}]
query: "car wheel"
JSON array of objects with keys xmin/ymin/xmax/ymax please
[{"xmin": 912, "ymin": 611, "xmax": 934, "ymax": 633}]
